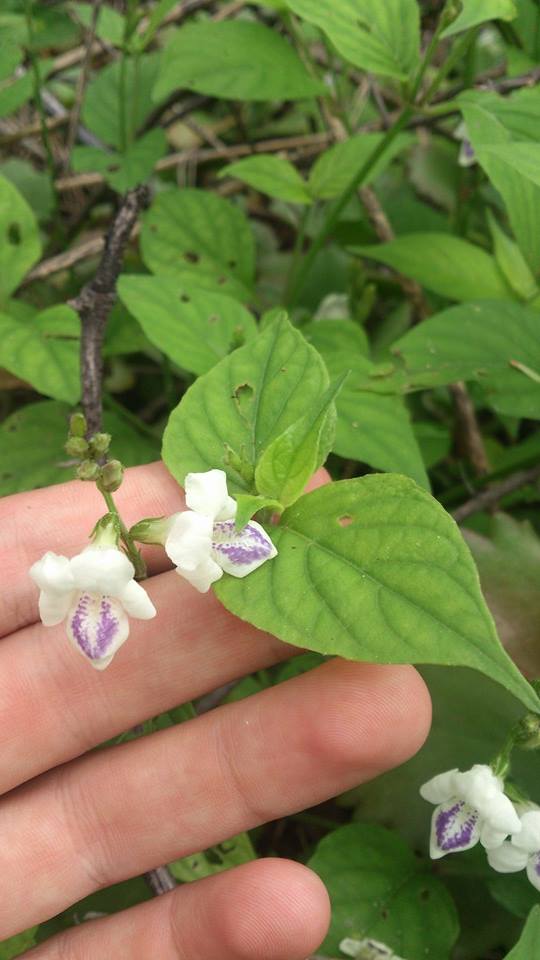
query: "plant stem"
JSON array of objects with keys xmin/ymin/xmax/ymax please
[
  {"xmin": 24, "ymin": 0, "xmax": 55, "ymax": 180},
  {"xmin": 286, "ymin": 107, "xmax": 413, "ymax": 308},
  {"xmin": 282, "ymin": 206, "xmax": 311, "ymax": 305},
  {"xmin": 100, "ymin": 487, "xmax": 147, "ymax": 579}
]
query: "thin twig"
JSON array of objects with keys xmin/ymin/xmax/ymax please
[
  {"xmin": 64, "ymin": 0, "xmax": 102, "ymax": 168},
  {"xmin": 0, "ymin": 114, "xmax": 67, "ymax": 146},
  {"xmin": 449, "ymin": 381, "xmax": 490, "ymax": 477},
  {"xmin": 54, "ymin": 132, "xmax": 332, "ymax": 191},
  {"xmin": 21, "ymin": 235, "xmax": 106, "ymax": 285},
  {"xmin": 69, "ymin": 185, "xmax": 150, "ymax": 435},
  {"xmin": 452, "ymin": 463, "xmax": 540, "ymax": 523}
]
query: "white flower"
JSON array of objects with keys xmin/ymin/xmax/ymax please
[
  {"xmin": 340, "ymin": 938, "xmax": 405, "ymax": 959},
  {"xmin": 487, "ymin": 808, "xmax": 540, "ymax": 891},
  {"xmin": 30, "ymin": 543, "xmax": 156, "ymax": 670},
  {"xmin": 454, "ymin": 121, "xmax": 476, "ymax": 167},
  {"xmin": 420, "ymin": 764, "xmax": 521, "ymax": 859},
  {"xmin": 165, "ymin": 469, "xmax": 277, "ymax": 593}
]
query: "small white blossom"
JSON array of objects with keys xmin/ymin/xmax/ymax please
[
  {"xmin": 30, "ymin": 542, "xmax": 156, "ymax": 670},
  {"xmin": 488, "ymin": 808, "xmax": 540, "ymax": 892},
  {"xmin": 340, "ymin": 938, "xmax": 405, "ymax": 959},
  {"xmin": 165, "ymin": 469, "xmax": 277, "ymax": 593},
  {"xmin": 454, "ymin": 121, "xmax": 476, "ymax": 167},
  {"xmin": 420, "ymin": 764, "xmax": 521, "ymax": 859}
]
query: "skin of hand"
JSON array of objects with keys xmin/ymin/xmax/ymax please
[{"xmin": 0, "ymin": 462, "xmax": 432, "ymax": 959}]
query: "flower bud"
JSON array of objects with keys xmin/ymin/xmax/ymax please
[
  {"xmin": 77, "ymin": 460, "xmax": 100, "ymax": 481},
  {"xmin": 515, "ymin": 713, "xmax": 540, "ymax": 751},
  {"xmin": 65, "ymin": 436, "xmax": 89, "ymax": 458},
  {"xmin": 91, "ymin": 512, "xmax": 121, "ymax": 547},
  {"xmin": 129, "ymin": 516, "xmax": 170, "ymax": 546},
  {"xmin": 100, "ymin": 459, "xmax": 124, "ymax": 493},
  {"xmin": 89, "ymin": 432, "xmax": 112, "ymax": 457},
  {"xmin": 69, "ymin": 412, "xmax": 87, "ymax": 438}
]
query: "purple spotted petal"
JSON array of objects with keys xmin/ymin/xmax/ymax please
[
  {"xmin": 211, "ymin": 519, "xmax": 277, "ymax": 579},
  {"xmin": 67, "ymin": 592, "xmax": 129, "ymax": 669},
  {"xmin": 527, "ymin": 852, "xmax": 540, "ymax": 892},
  {"xmin": 430, "ymin": 799, "xmax": 480, "ymax": 859}
]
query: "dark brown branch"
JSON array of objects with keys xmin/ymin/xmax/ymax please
[
  {"xmin": 69, "ymin": 184, "xmax": 150, "ymax": 435},
  {"xmin": 450, "ymin": 381, "xmax": 490, "ymax": 478},
  {"xmin": 452, "ymin": 463, "xmax": 540, "ymax": 523}
]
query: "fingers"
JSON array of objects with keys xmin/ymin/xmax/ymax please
[
  {"xmin": 0, "ymin": 660, "xmax": 431, "ymax": 936},
  {"xmin": 26, "ymin": 859, "xmax": 330, "ymax": 960},
  {"xmin": 0, "ymin": 571, "xmax": 293, "ymax": 794},
  {"xmin": 0, "ymin": 462, "xmax": 182, "ymax": 637}
]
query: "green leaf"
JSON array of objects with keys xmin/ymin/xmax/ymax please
[
  {"xmin": 483, "ymin": 142, "xmax": 540, "ymax": 191},
  {"xmin": 162, "ymin": 315, "xmax": 330, "ymax": 493},
  {"xmin": 71, "ymin": 129, "xmax": 167, "ymax": 192},
  {"xmin": 0, "ymin": 926, "xmax": 38, "ymax": 959},
  {"xmin": 169, "ymin": 832, "xmax": 256, "ymax": 883},
  {"xmin": 82, "ymin": 53, "xmax": 162, "ymax": 150},
  {"xmin": 459, "ymin": 89, "xmax": 540, "ymax": 272},
  {"xmin": 391, "ymin": 301, "xmax": 540, "ymax": 418},
  {"xmin": 353, "ymin": 233, "xmax": 514, "ymax": 302},
  {"xmin": 235, "ymin": 494, "xmax": 283, "ymax": 530},
  {"xmin": 141, "ymin": 188, "xmax": 255, "ymax": 301},
  {"xmin": 215, "ymin": 475, "xmax": 540, "ymax": 711},
  {"xmin": 308, "ymin": 132, "xmax": 413, "ymax": 200},
  {"xmin": 303, "ymin": 320, "xmax": 434, "ymax": 488},
  {"xmin": 0, "ymin": 400, "xmax": 160, "ymax": 496},
  {"xmin": 0, "ymin": 174, "xmax": 41, "ymax": 302},
  {"xmin": 219, "ymin": 155, "xmax": 312, "ymax": 204},
  {"xmin": 154, "ymin": 20, "xmax": 325, "ymax": 102},
  {"xmin": 117, "ymin": 274, "xmax": 257, "ymax": 376},
  {"xmin": 0, "ymin": 72, "xmax": 32, "ymax": 119},
  {"xmin": 255, "ymin": 375, "xmax": 346, "ymax": 508},
  {"xmin": 504, "ymin": 907, "xmax": 540, "ymax": 958},
  {"xmin": 488, "ymin": 211, "xmax": 538, "ymax": 302},
  {"xmin": 286, "ymin": 0, "xmax": 421, "ymax": 80},
  {"xmin": 0, "ymin": 159, "xmax": 54, "ymax": 223},
  {"xmin": 0, "ymin": 306, "xmax": 80, "ymax": 403},
  {"xmin": 307, "ymin": 824, "xmax": 459, "ymax": 958},
  {"xmin": 442, "ymin": 0, "xmax": 517, "ymax": 37},
  {"xmin": 72, "ymin": 1, "xmax": 125, "ymax": 46}
]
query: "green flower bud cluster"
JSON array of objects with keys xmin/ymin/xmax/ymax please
[{"xmin": 65, "ymin": 412, "xmax": 124, "ymax": 493}]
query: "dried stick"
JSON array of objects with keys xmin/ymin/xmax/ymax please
[
  {"xmin": 22, "ymin": 235, "xmax": 106, "ymax": 284},
  {"xmin": 69, "ymin": 184, "xmax": 149, "ymax": 435},
  {"xmin": 449, "ymin": 381, "xmax": 490, "ymax": 477},
  {"xmin": 452, "ymin": 463, "xmax": 540, "ymax": 523}
]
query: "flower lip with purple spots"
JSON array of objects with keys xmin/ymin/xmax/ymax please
[
  {"xmin": 212, "ymin": 519, "xmax": 274, "ymax": 566},
  {"xmin": 435, "ymin": 800, "xmax": 479, "ymax": 852},
  {"xmin": 69, "ymin": 592, "xmax": 120, "ymax": 661}
]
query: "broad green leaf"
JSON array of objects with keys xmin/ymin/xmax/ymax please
[
  {"xmin": 286, "ymin": 0, "xmax": 420, "ymax": 80},
  {"xmin": 0, "ymin": 159, "xmax": 54, "ymax": 223},
  {"xmin": 0, "ymin": 401, "xmax": 160, "ymax": 496},
  {"xmin": 483, "ymin": 143, "xmax": 540, "ymax": 191},
  {"xmin": 0, "ymin": 36, "xmax": 21, "ymax": 80},
  {"xmin": 303, "ymin": 320, "xmax": 428, "ymax": 486},
  {"xmin": 141, "ymin": 188, "xmax": 255, "ymax": 301},
  {"xmin": 71, "ymin": 129, "xmax": 167, "ymax": 192},
  {"xmin": 118, "ymin": 274, "xmax": 257, "ymax": 375},
  {"xmin": 0, "ymin": 926, "xmax": 38, "ymax": 959},
  {"xmin": 334, "ymin": 390, "xmax": 429, "ymax": 488},
  {"xmin": 353, "ymin": 233, "xmax": 514, "ymax": 302},
  {"xmin": 219, "ymin": 155, "xmax": 312, "ymax": 204},
  {"xmin": 215, "ymin": 475, "xmax": 540, "ymax": 710},
  {"xmin": 442, "ymin": 0, "xmax": 517, "ymax": 37},
  {"xmin": 504, "ymin": 907, "xmax": 540, "ymax": 958},
  {"xmin": 162, "ymin": 315, "xmax": 329, "ymax": 493},
  {"xmin": 154, "ymin": 20, "xmax": 324, "ymax": 102},
  {"xmin": 488, "ymin": 211, "xmax": 538, "ymax": 301},
  {"xmin": 308, "ymin": 132, "xmax": 413, "ymax": 200},
  {"xmin": 308, "ymin": 824, "xmax": 459, "ymax": 958},
  {"xmin": 72, "ymin": 1, "xmax": 125, "ymax": 46},
  {"xmin": 459, "ymin": 89, "xmax": 540, "ymax": 272},
  {"xmin": 0, "ymin": 72, "xmax": 32, "ymax": 119},
  {"xmin": 169, "ymin": 833, "xmax": 256, "ymax": 883},
  {"xmin": 0, "ymin": 175, "xmax": 41, "ymax": 302},
  {"xmin": 82, "ymin": 54, "xmax": 162, "ymax": 150},
  {"xmin": 255, "ymin": 375, "xmax": 345, "ymax": 508},
  {"xmin": 0, "ymin": 306, "xmax": 80, "ymax": 403},
  {"xmin": 391, "ymin": 301, "xmax": 540, "ymax": 418}
]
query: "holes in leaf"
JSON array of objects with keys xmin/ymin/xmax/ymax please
[
  {"xmin": 208, "ymin": 314, "xmax": 219, "ymax": 324},
  {"xmin": 233, "ymin": 382, "xmax": 254, "ymax": 416},
  {"xmin": 106, "ymin": 163, "xmax": 120, "ymax": 173},
  {"xmin": 218, "ymin": 276, "xmax": 227, "ymax": 285},
  {"xmin": 180, "ymin": 294, "xmax": 190, "ymax": 303},
  {"xmin": 356, "ymin": 19, "xmax": 371, "ymax": 33},
  {"xmin": 183, "ymin": 250, "xmax": 200, "ymax": 264},
  {"xmin": 7, "ymin": 222, "xmax": 21, "ymax": 245},
  {"xmin": 338, "ymin": 515, "xmax": 353, "ymax": 528},
  {"xmin": 228, "ymin": 259, "xmax": 237, "ymax": 269}
]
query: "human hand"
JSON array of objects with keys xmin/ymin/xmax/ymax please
[{"xmin": 0, "ymin": 463, "xmax": 431, "ymax": 959}]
